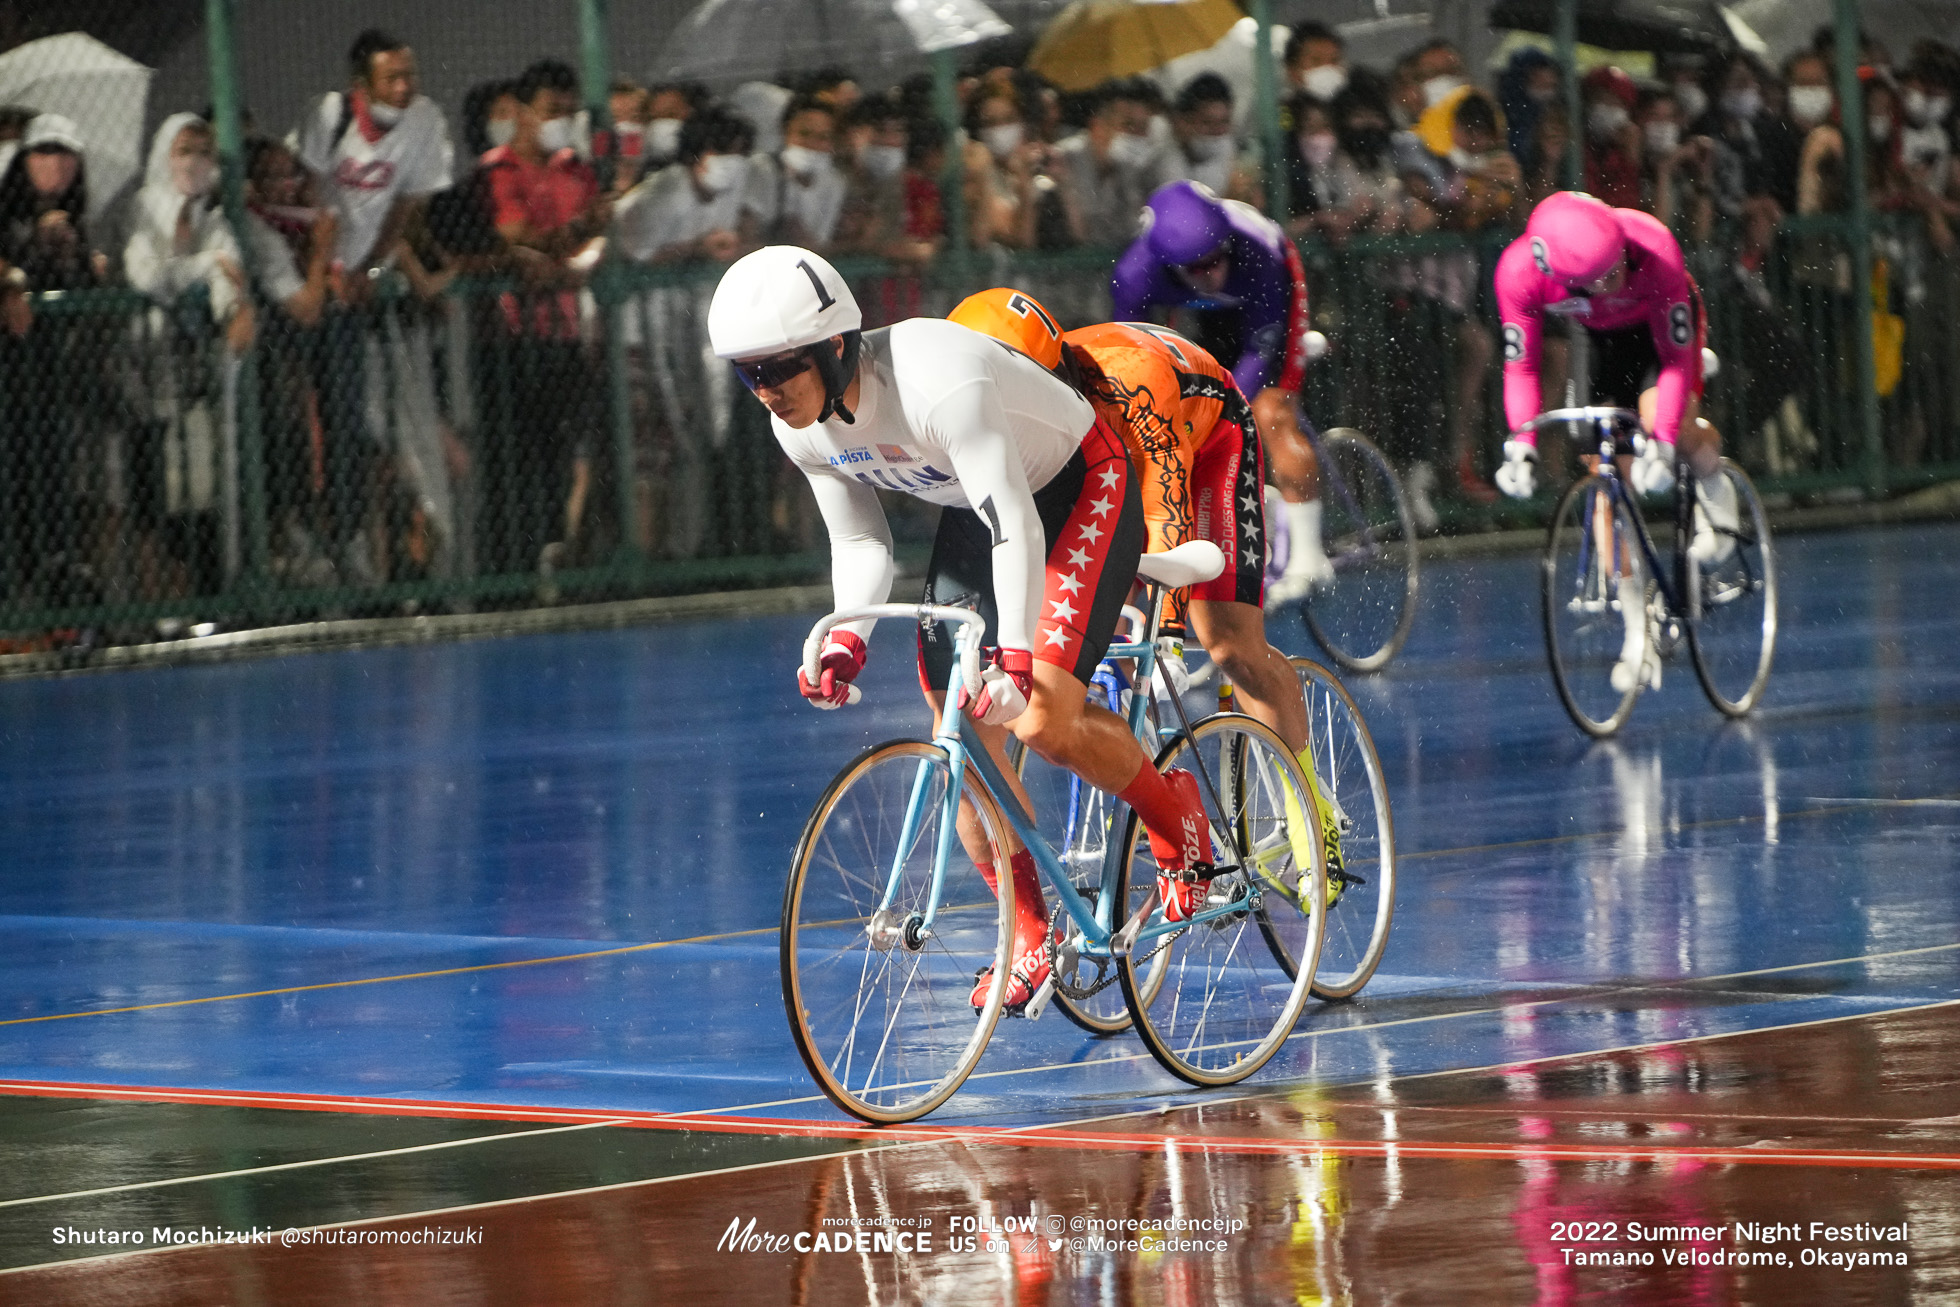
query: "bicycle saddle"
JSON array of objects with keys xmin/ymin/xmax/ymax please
[{"xmin": 1136, "ymin": 541, "xmax": 1226, "ymax": 589}]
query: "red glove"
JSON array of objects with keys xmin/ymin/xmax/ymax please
[
  {"xmin": 964, "ymin": 647, "xmax": 1034, "ymax": 725},
  {"xmin": 798, "ymin": 629, "xmax": 867, "ymax": 709}
]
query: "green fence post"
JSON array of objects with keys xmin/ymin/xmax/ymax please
[
  {"xmin": 1556, "ymin": 0, "xmax": 1582, "ymax": 190},
  {"xmin": 1833, "ymin": 0, "xmax": 1883, "ymax": 495},
  {"xmin": 206, "ymin": 0, "xmax": 270, "ymax": 597},
  {"xmin": 1252, "ymin": 0, "xmax": 1288, "ymax": 224},
  {"xmin": 579, "ymin": 0, "xmax": 645, "ymax": 568},
  {"xmin": 933, "ymin": 48, "xmax": 971, "ymax": 291}
]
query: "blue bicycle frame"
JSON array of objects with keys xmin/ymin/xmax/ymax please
[{"xmin": 861, "ymin": 606, "xmax": 1250, "ymax": 968}]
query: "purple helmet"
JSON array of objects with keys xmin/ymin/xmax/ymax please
[
  {"xmin": 1524, "ymin": 191, "xmax": 1626, "ymax": 288},
  {"xmin": 1142, "ymin": 180, "xmax": 1232, "ymax": 267}
]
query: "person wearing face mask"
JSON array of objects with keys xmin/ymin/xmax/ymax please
[
  {"xmin": 1634, "ymin": 88, "xmax": 1714, "ymax": 239},
  {"xmin": 1051, "ymin": 80, "xmax": 1163, "ymax": 247},
  {"xmin": 641, "ymin": 83, "xmax": 705, "ymax": 172},
  {"xmin": 607, "ymin": 80, "xmax": 651, "ymax": 194},
  {"xmin": 124, "ymin": 114, "xmax": 253, "ymax": 350},
  {"xmin": 614, "ymin": 108, "xmax": 758, "ymax": 264},
  {"xmin": 1280, "ymin": 96, "xmax": 1357, "ymax": 242},
  {"xmin": 1797, "ymin": 76, "xmax": 1918, "ymax": 223},
  {"xmin": 836, "ymin": 97, "xmax": 938, "ymax": 266},
  {"xmin": 1285, "ymin": 23, "xmax": 1348, "ymax": 105},
  {"xmin": 476, "ymin": 58, "xmax": 607, "ymax": 578},
  {"xmin": 294, "ymin": 28, "xmax": 454, "ymax": 302},
  {"xmin": 1160, "ymin": 74, "xmax": 1246, "ymax": 199},
  {"xmin": 0, "ymin": 115, "xmax": 117, "ymax": 602},
  {"xmin": 1699, "ymin": 55, "xmax": 1801, "ymax": 222},
  {"xmin": 1782, "ymin": 52, "xmax": 1837, "ymax": 140},
  {"xmin": 1411, "ymin": 40, "xmax": 1469, "ymax": 119},
  {"xmin": 293, "ymin": 36, "xmax": 451, "ymax": 590},
  {"xmin": 1660, "ymin": 55, "xmax": 1711, "ymax": 133},
  {"xmin": 121, "ymin": 113, "xmax": 259, "ymax": 600},
  {"xmin": 750, "ymin": 97, "xmax": 846, "ymax": 251},
  {"xmin": 1898, "ymin": 60, "xmax": 1954, "ymax": 194},
  {"xmin": 1578, "ymin": 67, "xmax": 1642, "ymax": 210},
  {"xmin": 960, "ymin": 84, "xmax": 1058, "ymax": 254}
]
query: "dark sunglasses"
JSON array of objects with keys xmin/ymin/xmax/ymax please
[
  {"xmin": 1180, "ymin": 250, "xmax": 1229, "ymax": 278},
  {"xmin": 733, "ymin": 347, "xmax": 817, "ymax": 391}
]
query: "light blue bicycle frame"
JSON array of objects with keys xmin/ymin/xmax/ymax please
[{"xmin": 870, "ymin": 618, "xmax": 1249, "ymax": 960}]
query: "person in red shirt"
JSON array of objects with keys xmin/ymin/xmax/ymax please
[{"xmin": 479, "ymin": 59, "xmax": 610, "ymax": 575}]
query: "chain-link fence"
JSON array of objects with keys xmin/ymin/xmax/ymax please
[{"xmin": 0, "ymin": 15, "xmax": 1955, "ymax": 655}]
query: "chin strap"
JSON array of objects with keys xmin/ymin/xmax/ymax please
[{"xmin": 816, "ymin": 331, "xmax": 862, "ymax": 424}]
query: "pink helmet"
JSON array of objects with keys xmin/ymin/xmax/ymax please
[{"xmin": 1524, "ymin": 191, "xmax": 1626, "ymax": 288}]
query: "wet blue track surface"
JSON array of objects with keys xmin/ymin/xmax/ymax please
[{"xmin": 2, "ymin": 523, "xmax": 1955, "ymax": 1128}]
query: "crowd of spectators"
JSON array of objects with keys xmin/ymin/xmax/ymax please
[{"xmin": 0, "ymin": 19, "xmax": 1956, "ymax": 622}]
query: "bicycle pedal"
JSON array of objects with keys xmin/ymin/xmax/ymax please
[{"xmin": 1022, "ymin": 975, "xmax": 1056, "ymax": 1022}]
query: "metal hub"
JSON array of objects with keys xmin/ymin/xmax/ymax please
[{"xmin": 867, "ymin": 909, "xmax": 927, "ymax": 952}]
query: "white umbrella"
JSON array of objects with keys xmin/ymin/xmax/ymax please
[
  {"xmin": 659, "ymin": 0, "xmax": 1010, "ymax": 90},
  {"xmin": 0, "ymin": 32, "xmax": 152, "ymax": 216}
]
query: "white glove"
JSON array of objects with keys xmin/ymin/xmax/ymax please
[
  {"xmin": 1494, "ymin": 439, "xmax": 1537, "ymax": 500},
  {"xmin": 1154, "ymin": 636, "xmax": 1191, "ymax": 698},
  {"xmin": 1631, "ymin": 438, "xmax": 1676, "ymax": 497},
  {"xmin": 968, "ymin": 648, "xmax": 1033, "ymax": 726}
]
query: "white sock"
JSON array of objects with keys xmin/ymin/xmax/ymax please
[
  {"xmin": 1618, "ymin": 576, "xmax": 1646, "ymax": 663},
  {"xmin": 1284, "ymin": 499, "xmax": 1325, "ymax": 567},
  {"xmin": 1698, "ymin": 469, "xmax": 1737, "ymax": 523}
]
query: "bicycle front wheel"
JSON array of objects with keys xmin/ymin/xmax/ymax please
[
  {"xmin": 1544, "ymin": 476, "xmax": 1646, "ymax": 737},
  {"xmin": 1687, "ymin": 459, "xmax": 1777, "ymax": 716},
  {"xmin": 1115, "ymin": 714, "xmax": 1325, "ymax": 1087},
  {"xmin": 782, "ymin": 740, "xmax": 1015, "ymax": 1123},
  {"xmin": 1302, "ymin": 429, "xmax": 1419, "ymax": 673},
  {"xmin": 1286, "ymin": 658, "xmax": 1396, "ymax": 1000}
]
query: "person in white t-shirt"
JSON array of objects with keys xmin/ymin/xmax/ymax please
[
  {"xmin": 293, "ymin": 28, "xmax": 454, "ymax": 290},
  {"xmin": 613, "ymin": 108, "xmax": 757, "ymax": 263},
  {"xmin": 747, "ymin": 96, "xmax": 847, "ymax": 251},
  {"xmin": 290, "ymin": 30, "xmax": 455, "ymax": 586},
  {"xmin": 709, "ymin": 246, "xmax": 1221, "ymax": 1012}
]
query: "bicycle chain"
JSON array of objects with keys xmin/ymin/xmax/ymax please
[{"xmin": 1048, "ymin": 904, "xmax": 1182, "ymax": 1000}]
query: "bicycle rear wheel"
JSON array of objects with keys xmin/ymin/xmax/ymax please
[
  {"xmin": 1688, "ymin": 459, "xmax": 1777, "ymax": 716},
  {"xmin": 1283, "ymin": 658, "xmax": 1396, "ymax": 1000},
  {"xmin": 782, "ymin": 740, "xmax": 1014, "ymax": 1123},
  {"xmin": 1115, "ymin": 714, "xmax": 1325, "ymax": 1086},
  {"xmin": 1301, "ymin": 429, "xmax": 1419, "ymax": 673},
  {"xmin": 1544, "ymin": 475, "xmax": 1646, "ymax": 737}
]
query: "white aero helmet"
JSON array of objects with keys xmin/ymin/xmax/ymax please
[{"xmin": 709, "ymin": 245, "xmax": 865, "ymax": 422}]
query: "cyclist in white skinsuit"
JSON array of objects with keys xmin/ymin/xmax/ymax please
[{"xmin": 709, "ymin": 246, "xmax": 1218, "ymax": 1012}]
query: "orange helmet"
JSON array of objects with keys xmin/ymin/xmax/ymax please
[{"xmin": 948, "ymin": 287, "xmax": 1064, "ymax": 371}]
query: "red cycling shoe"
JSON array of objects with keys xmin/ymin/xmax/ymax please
[
  {"xmin": 971, "ymin": 938, "xmax": 1052, "ymax": 1013},
  {"xmin": 1149, "ymin": 769, "xmax": 1217, "ymax": 923}
]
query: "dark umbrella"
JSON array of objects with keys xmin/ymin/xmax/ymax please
[{"xmin": 1489, "ymin": 0, "xmax": 1739, "ymax": 55}]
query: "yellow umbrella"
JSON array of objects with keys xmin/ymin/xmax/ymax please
[{"xmin": 1028, "ymin": 0, "xmax": 1245, "ymax": 93}]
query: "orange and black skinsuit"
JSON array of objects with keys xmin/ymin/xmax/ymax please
[{"xmin": 1062, "ymin": 321, "xmax": 1267, "ymax": 635}]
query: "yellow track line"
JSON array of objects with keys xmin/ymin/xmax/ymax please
[{"xmin": 0, "ymin": 925, "xmax": 776, "ymax": 1027}]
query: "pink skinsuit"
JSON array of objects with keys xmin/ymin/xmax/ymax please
[{"xmin": 1495, "ymin": 205, "xmax": 1703, "ymax": 447}]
